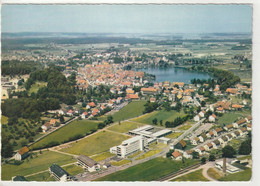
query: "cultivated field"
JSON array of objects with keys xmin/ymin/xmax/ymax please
[
  {"xmin": 91, "ymin": 151, "xmax": 114, "ymax": 162},
  {"xmin": 30, "ymin": 120, "xmax": 99, "ymax": 150},
  {"xmin": 1, "ymin": 150, "xmax": 76, "ymax": 180},
  {"xmin": 63, "ymin": 164, "xmax": 84, "ymax": 175},
  {"xmin": 96, "ymin": 157, "xmax": 198, "ymax": 181},
  {"xmin": 26, "ymin": 172, "xmax": 55, "ymax": 181},
  {"xmin": 60, "ymin": 130, "xmax": 130, "ymax": 156}
]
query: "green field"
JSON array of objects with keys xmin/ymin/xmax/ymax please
[
  {"xmin": 171, "ymin": 169, "xmax": 209, "ymax": 181},
  {"xmin": 166, "ymin": 132, "xmax": 183, "ymax": 139},
  {"xmin": 107, "ymin": 121, "xmax": 144, "ymax": 133},
  {"xmin": 1, "ymin": 150, "xmax": 76, "ymax": 180},
  {"xmin": 177, "ymin": 124, "xmax": 192, "ymax": 131},
  {"xmin": 219, "ymin": 168, "xmax": 251, "ymax": 181},
  {"xmin": 30, "ymin": 120, "xmax": 99, "ymax": 150},
  {"xmin": 28, "ymin": 81, "xmax": 47, "ymax": 95},
  {"xmin": 111, "ymin": 159, "xmax": 131, "ymax": 166},
  {"xmin": 1, "ymin": 115, "xmax": 8, "ymax": 124},
  {"xmin": 135, "ymin": 149, "xmax": 161, "ymax": 160},
  {"xmin": 26, "ymin": 171, "xmax": 56, "ymax": 181},
  {"xmin": 131, "ymin": 110, "xmax": 185, "ymax": 126},
  {"xmin": 217, "ymin": 112, "xmax": 242, "ymax": 125},
  {"xmin": 99, "ymin": 100, "xmax": 147, "ymax": 122},
  {"xmin": 60, "ymin": 130, "xmax": 130, "ymax": 156},
  {"xmin": 63, "ymin": 164, "xmax": 84, "ymax": 176},
  {"xmin": 91, "ymin": 151, "xmax": 115, "ymax": 162},
  {"xmin": 207, "ymin": 168, "xmax": 222, "ymax": 180},
  {"xmin": 128, "ymin": 151, "xmax": 142, "ymax": 158},
  {"xmin": 96, "ymin": 158, "xmax": 198, "ymax": 181},
  {"xmin": 228, "ymin": 139, "xmax": 242, "ymax": 150},
  {"xmin": 237, "ymin": 155, "xmax": 251, "ymax": 161}
]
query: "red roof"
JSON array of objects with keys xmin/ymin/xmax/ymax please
[
  {"xmin": 88, "ymin": 102, "xmax": 96, "ymax": 107},
  {"xmin": 18, "ymin": 146, "xmax": 29, "ymax": 155},
  {"xmin": 172, "ymin": 151, "xmax": 182, "ymax": 158}
]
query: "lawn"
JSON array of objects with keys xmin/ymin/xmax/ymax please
[
  {"xmin": 177, "ymin": 124, "xmax": 192, "ymax": 131},
  {"xmin": 91, "ymin": 151, "xmax": 115, "ymax": 162},
  {"xmin": 171, "ymin": 169, "xmax": 209, "ymax": 181},
  {"xmin": 237, "ymin": 155, "xmax": 252, "ymax": 161},
  {"xmin": 28, "ymin": 81, "xmax": 47, "ymax": 95},
  {"xmin": 63, "ymin": 164, "xmax": 84, "ymax": 176},
  {"xmin": 217, "ymin": 112, "xmax": 242, "ymax": 125},
  {"xmin": 30, "ymin": 120, "xmax": 99, "ymax": 150},
  {"xmin": 165, "ymin": 132, "xmax": 183, "ymax": 139},
  {"xmin": 107, "ymin": 121, "xmax": 144, "ymax": 133},
  {"xmin": 1, "ymin": 150, "xmax": 76, "ymax": 180},
  {"xmin": 26, "ymin": 172, "xmax": 56, "ymax": 181},
  {"xmin": 110, "ymin": 159, "xmax": 131, "ymax": 166},
  {"xmin": 1, "ymin": 115, "xmax": 8, "ymax": 124},
  {"xmin": 60, "ymin": 130, "xmax": 130, "ymax": 156},
  {"xmin": 128, "ymin": 151, "xmax": 142, "ymax": 158},
  {"xmin": 101, "ymin": 100, "xmax": 147, "ymax": 122},
  {"xmin": 96, "ymin": 157, "xmax": 199, "ymax": 181},
  {"xmin": 207, "ymin": 168, "xmax": 222, "ymax": 180},
  {"xmin": 228, "ymin": 139, "xmax": 242, "ymax": 150},
  {"xmin": 135, "ymin": 149, "xmax": 161, "ymax": 160},
  {"xmin": 218, "ymin": 168, "xmax": 251, "ymax": 181},
  {"xmin": 131, "ymin": 110, "xmax": 185, "ymax": 126}
]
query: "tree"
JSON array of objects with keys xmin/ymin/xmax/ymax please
[
  {"xmin": 222, "ymin": 145, "xmax": 236, "ymax": 158},
  {"xmin": 209, "ymin": 154, "xmax": 216, "ymax": 161},
  {"xmin": 60, "ymin": 115, "xmax": 65, "ymax": 123},
  {"xmin": 107, "ymin": 116, "xmax": 113, "ymax": 124},
  {"xmin": 152, "ymin": 118, "xmax": 158, "ymax": 125},
  {"xmin": 160, "ymin": 120, "xmax": 163, "ymax": 126},
  {"xmin": 1, "ymin": 137, "xmax": 13, "ymax": 158},
  {"xmin": 201, "ymin": 157, "xmax": 206, "ymax": 164},
  {"xmin": 192, "ymin": 151, "xmax": 199, "ymax": 159},
  {"xmin": 239, "ymin": 139, "xmax": 251, "ymax": 155}
]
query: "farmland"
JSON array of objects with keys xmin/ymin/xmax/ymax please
[
  {"xmin": 170, "ymin": 169, "xmax": 209, "ymax": 181},
  {"xmin": 1, "ymin": 150, "xmax": 76, "ymax": 180},
  {"xmin": 96, "ymin": 157, "xmax": 198, "ymax": 181},
  {"xmin": 107, "ymin": 121, "xmax": 144, "ymax": 133},
  {"xmin": 30, "ymin": 120, "xmax": 99, "ymax": 150},
  {"xmin": 60, "ymin": 130, "xmax": 130, "ymax": 156}
]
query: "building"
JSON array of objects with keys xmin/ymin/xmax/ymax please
[
  {"xmin": 215, "ymin": 160, "xmax": 240, "ymax": 174},
  {"xmin": 110, "ymin": 136, "xmax": 148, "ymax": 158},
  {"xmin": 172, "ymin": 151, "xmax": 183, "ymax": 160},
  {"xmin": 209, "ymin": 114, "xmax": 216, "ymax": 122},
  {"xmin": 157, "ymin": 137, "xmax": 171, "ymax": 144},
  {"xmin": 41, "ymin": 122, "xmax": 52, "ymax": 133},
  {"xmin": 77, "ymin": 155, "xmax": 100, "ymax": 172},
  {"xmin": 49, "ymin": 164, "xmax": 71, "ymax": 181},
  {"xmin": 12, "ymin": 176, "xmax": 27, "ymax": 181},
  {"xmin": 14, "ymin": 146, "xmax": 29, "ymax": 161},
  {"xmin": 141, "ymin": 87, "xmax": 158, "ymax": 95},
  {"xmin": 175, "ymin": 140, "xmax": 187, "ymax": 150}
]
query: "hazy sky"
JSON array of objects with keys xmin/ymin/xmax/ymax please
[{"xmin": 2, "ymin": 4, "xmax": 252, "ymax": 33}]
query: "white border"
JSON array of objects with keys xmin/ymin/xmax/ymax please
[{"xmin": 1, "ymin": 1, "xmax": 260, "ymax": 186}]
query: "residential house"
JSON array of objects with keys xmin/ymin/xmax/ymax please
[
  {"xmin": 126, "ymin": 94, "xmax": 139, "ymax": 100},
  {"xmin": 77, "ymin": 155, "xmax": 100, "ymax": 172},
  {"xmin": 226, "ymin": 134, "xmax": 233, "ymax": 141},
  {"xmin": 49, "ymin": 164, "xmax": 71, "ymax": 181},
  {"xmin": 172, "ymin": 151, "xmax": 183, "ymax": 160},
  {"xmin": 50, "ymin": 119, "xmax": 57, "ymax": 126},
  {"xmin": 14, "ymin": 146, "xmax": 29, "ymax": 161},
  {"xmin": 214, "ymin": 128, "xmax": 223, "ymax": 136},
  {"xmin": 233, "ymin": 118, "xmax": 247, "ymax": 128},
  {"xmin": 67, "ymin": 110, "xmax": 74, "ymax": 116},
  {"xmin": 175, "ymin": 140, "xmax": 187, "ymax": 150},
  {"xmin": 150, "ymin": 97, "xmax": 156, "ymax": 103},
  {"xmin": 232, "ymin": 104, "xmax": 243, "ymax": 110},
  {"xmin": 212, "ymin": 140, "xmax": 220, "ymax": 148},
  {"xmin": 209, "ymin": 114, "xmax": 216, "ymax": 122},
  {"xmin": 194, "ymin": 115, "xmax": 200, "ymax": 122},
  {"xmin": 103, "ymin": 162, "xmax": 111, "ymax": 169},
  {"xmin": 191, "ymin": 137, "xmax": 200, "ymax": 145},
  {"xmin": 81, "ymin": 112, "xmax": 88, "ymax": 119},
  {"xmin": 141, "ymin": 87, "xmax": 158, "ymax": 95},
  {"xmin": 206, "ymin": 142, "xmax": 214, "ymax": 151},
  {"xmin": 247, "ymin": 123, "xmax": 252, "ymax": 131},
  {"xmin": 246, "ymin": 115, "xmax": 252, "ymax": 123},
  {"xmin": 224, "ymin": 124, "xmax": 234, "ymax": 131},
  {"xmin": 198, "ymin": 111, "xmax": 205, "ymax": 118},
  {"xmin": 41, "ymin": 122, "xmax": 52, "ymax": 133},
  {"xmin": 183, "ymin": 150, "xmax": 193, "ymax": 159},
  {"xmin": 206, "ymin": 131, "xmax": 214, "ymax": 139}
]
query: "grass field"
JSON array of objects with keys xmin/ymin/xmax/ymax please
[
  {"xmin": 128, "ymin": 151, "xmax": 142, "ymax": 158},
  {"xmin": 131, "ymin": 110, "xmax": 185, "ymax": 126},
  {"xmin": 228, "ymin": 139, "xmax": 242, "ymax": 150},
  {"xmin": 135, "ymin": 149, "xmax": 161, "ymax": 160},
  {"xmin": 30, "ymin": 120, "xmax": 99, "ymax": 150},
  {"xmin": 217, "ymin": 112, "xmax": 242, "ymax": 125},
  {"xmin": 96, "ymin": 158, "xmax": 199, "ymax": 181},
  {"xmin": 165, "ymin": 132, "xmax": 183, "ymax": 139},
  {"xmin": 219, "ymin": 168, "xmax": 251, "ymax": 181},
  {"xmin": 177, "ymin": 124, "xmax": 192, "ymax": 131},
  {"xmin": 26, "ymin": 172, "xmax": 55, "ymax": 181},
  {"xmin": 63, "ymin": 164, "xmax": 84, "ymax": 176},
  {"xmin": 107, "ymin": 121, "xmax": 144, "ymax": 133},
  {"xmin": 28, "ymin": 81, "xmax": 47, "ymax": 95},
  {"xmin": 1, "ymin": 150, "xmax": 76, "ymax": 180},
  {"xmin": 91, "ymin": 151, "xmax": 114, "ymax": 162},
  {"xmin": 207, "ymin": 168, "xmax": 222, "ymax": 180},
  {"xmin": 100, "ymin": 100, "xmax": 147, "ymax": 122},
  {"xmin": 237, "ymin": 155, "xmax": 251, "ymax": 161},
  {"xmin": 111, "ymin": 159, "xmax": 131, "ymax": 166},
  {"xmin": 60, "ymin": 130, "xmax": 130, "ymax": 156},
  {"xmin": 1, "ymin": 115, "xmax": 8, "ymax": 124},
  {"xmin": 171, "ymin": 169, "xmax": 209, "ymax": 181}
]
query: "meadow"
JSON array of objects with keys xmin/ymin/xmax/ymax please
[
  {"xmin": 28, "ymin": 81, "xmax": 47, "ymax": 95},
  {"xmin": 170, "ymin": 169, "xmax": 209, "ymax": 181},
  {"xmin": 218, "ymin": 168, "xmax": 251, "ymax": 181},
  {"xmin": 107, "ymin": 121, "xmax": 144, "ymax": 133},
  {"xmin": 60, "ymin": 130, "xmax": 130, "ymax": 156}
]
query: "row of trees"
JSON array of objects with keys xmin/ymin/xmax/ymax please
[{"xmin": 165, "ymin": 115, "xmax": 190, "ymax": 128}]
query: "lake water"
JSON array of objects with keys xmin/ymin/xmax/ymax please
[{"xmin": 137, "ymin": 67, "xmax": 211, "ymax": 83}]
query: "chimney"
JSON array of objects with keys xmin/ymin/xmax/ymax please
[{"xmin": 223, "ymin": 157, "xmax": 227, "ymax": 173}]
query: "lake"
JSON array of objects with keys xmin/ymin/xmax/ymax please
[{"xmin": 137, "ymin": 67, "xmax": 211, "ymax": 83}]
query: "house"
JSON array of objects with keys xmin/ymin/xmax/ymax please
[
  {"xmin": 141, "ymin": 87, "xmax": 158, "ymax": 95},
  {"xmin": 81, "ymin": 112, "xmax": 88, "ymax": 119},
  {"xmin": 206, "ymin": 131, "xmax": 214, "ymax": 138},
  {"xmin": 209, "ymin": 114, "xmax": 216, "ymax": 122},
  {"xmin": 206, "ymin": 142, "xmax": 214, "ymax": 150},
  {"xmin": 14, "ymin": 146, "xmax": 29, "ymax": 161},
  {"xmin": 41, "ymin": 122, "xmax": 52, "ymax": 133},
  {"xmin": 172, "ymin": 151, "xmax": 183, "ymax": 160},
  {"xmin": 222, "ymin": 136, "xmax": 229, "ymax": 143},
  {"xmin": 218, "ymin": 138, "xmax": 225, "ymax": 145},
  {"xmin": 126, "ymin": 89, "xmax": 135, "ymax": 94},
  {"xmin": 126, "ymin": 94, "xmax": 139, "ymax": 100},
  {"xmin": 198, "ymin": 136, "xmax": 204, "ymax": 143},
  {"xmin": 50, "ymin": 119, "xmax": 57, "ymax": 126},
  {"xmin": 49, "ymin": 164, "xmax": 71, "ymax": 181},
  {"xmin": 224, "ymin": 124, "xmax": 234, "ymax": 131},
  {"xmin": 194, "ymin": 115, "xmax": 200, "ymax": 122},
  {"xmin": 198, "ymin": 111, "xmax": 205, "ymax": 118},
  {"xmin": 201, "ymin": 134, "xmax": 207, "ymax": 142},
  {"xmin": 234, "ymin": 118, "xmax": 247, "ymax": 128},
  {"xmin": 77, "ymin": 155, "xmax": 100, "ymax": 172},
  {"xmin": 103, "ymin": 162, "xmax": 111, "ymax": 169},
  {"xmin": 214, "ymin": 128, "xmax": 223, "ymax": 136},
  {"xmin": 246, "ymin": 115, "xmax": 252, "ymax": 123},
  {"xmin": 175, "ymin": 140, "xmax": 187, "ymax": 150},
  {"xmin": 226, "ymin": 88, "xmax": 238, "ymax": 95},
  {"xmin": 150, "ymin": 97, "xmax": 156, "ymax": 103},
  {"xmin": 183, "ymin": 150, "xmax": 193, "ymax": 159},
  {"xmin": 191, "ymin": 137, "xmax": 200, "ymax": 145},
  {"xmin": 67, "ymin": 110, "xmax": 74, "ymax": 116},
  {"xmin": 213, "ymin": 140, "xmax": 220, "ymax": 148},
  {"xmin": 247, "ymin": 123, "xmax": 252, "ymax": 131},
  {"xmin": 12, "ymin": 176, "xmax": 27, "ymax": 181},
  {"xmin": 232, "ymin": 104, "xmax": 243, "ymax": 110}
]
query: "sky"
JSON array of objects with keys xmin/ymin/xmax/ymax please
[{"xmin": 2, "ymin": 4, "xmax": 252, "ymax": 33}]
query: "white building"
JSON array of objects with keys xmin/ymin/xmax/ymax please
[{"xmin": 110, "ymin": 136, "xmax": 148, "ymax": 158}]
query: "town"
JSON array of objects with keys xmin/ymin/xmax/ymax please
[{"xmin": 1, "ymin": 31, "xmax": 252, "ymax": 182}]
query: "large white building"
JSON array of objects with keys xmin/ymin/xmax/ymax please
[{"xmin": 110, "ymin": 136, "xmax": 148, "ymax": 158}]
